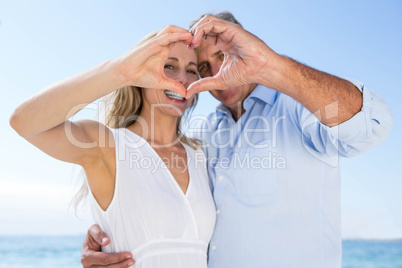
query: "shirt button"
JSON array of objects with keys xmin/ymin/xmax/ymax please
[
  {"xmin": 216, "ymin": 209, "xmax": 221, "ymax": 215},
  {"xmin": 218, "ymin": 176, "xmax": 223, "ymax": 181},
  {"xmin": 211, "ymin": 245, "xmax": 217, "ymax": 251}
]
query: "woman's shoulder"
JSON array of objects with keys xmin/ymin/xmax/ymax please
[
  {"xmin": 75, "ymin": 120, "xmax": 116, "ymax": 171},
  {"xmin": 78, "ymin": 120, "xmax": 116, "ymax": 151}
]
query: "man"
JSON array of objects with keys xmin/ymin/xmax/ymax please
[{"xmin": 81, "ymin": 12, "xmax": 392, "ymax": 267}]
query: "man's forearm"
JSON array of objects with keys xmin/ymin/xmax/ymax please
[{"xmin": 260, "ymin": 55, "xmax": 363, "ymax": 126}]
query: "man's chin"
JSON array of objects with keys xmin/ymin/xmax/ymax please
[{"xmin": 211, "ymin": 87, "xmax": 242, "ymax": 105}]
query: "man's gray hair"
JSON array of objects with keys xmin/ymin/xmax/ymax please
[{"xmin": 189, "ymin": 11, "xmax": 243, "ymax": 29}]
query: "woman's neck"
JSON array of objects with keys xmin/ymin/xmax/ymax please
[{"xmin": 128, "ymin": 109, "xmax": 179, "ymax": 147}]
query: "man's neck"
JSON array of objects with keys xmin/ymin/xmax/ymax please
[
  {"xmin": 230, "ymin": 104, "xmax": 246, "ymax": 122},
  {"xmin": 228, "ymin": 84, "xmax": 258, "ymax": 121}
]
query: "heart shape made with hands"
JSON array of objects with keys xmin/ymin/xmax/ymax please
[
  {"xmin": 183, "ymin": 40, "xmax": 250, "ymax": 99},
  {"xmin": 184, "ymin": 49, "xmax": 248, "ymax": 99},
  {"xmin": 156, "ymin": 17, "xmax": 270, "ymax": 99},
  {"xmin": 182, "ymin": 16, "xmax": 266, "ymax": 99}
]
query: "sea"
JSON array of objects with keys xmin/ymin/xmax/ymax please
[{"xmin": 0, "ymin": 236, "xmax": 401, "ymax": 267}]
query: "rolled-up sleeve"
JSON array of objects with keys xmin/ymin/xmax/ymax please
[{"xmin": 297, "ymin": 80, "xmax": 393, "ymax": 159}]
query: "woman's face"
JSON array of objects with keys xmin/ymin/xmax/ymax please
[{"xmin": 142, "ymin": 42, "xmax": 198, "ymax": 117}]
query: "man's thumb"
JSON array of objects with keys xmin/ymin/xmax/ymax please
[{"xmin": 88, "ymin": 224, "xmax": 110, "ymax": 246}]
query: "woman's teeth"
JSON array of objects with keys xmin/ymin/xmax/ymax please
[{"xmin": 164, "ymin": 90, "xmax": 184, "ymax": 100}]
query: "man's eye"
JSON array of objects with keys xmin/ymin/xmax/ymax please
[
  {"xmin": 198, "ymin": 63, "xmax": 209, "ymax": 74},
  {"xmin": 218, "ymin": 53, "xmax": 224, "ymax": 61}
]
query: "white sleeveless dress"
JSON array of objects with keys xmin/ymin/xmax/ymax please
[{"xmin": 89, "ymin": 127, "xmax": 216, "ymax": 268}]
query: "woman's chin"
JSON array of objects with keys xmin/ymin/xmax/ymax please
[{"xmin": 159, "ymin": 106, "xmax": 186, "ymax": 118}]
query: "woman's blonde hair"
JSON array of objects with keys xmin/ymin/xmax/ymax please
[{"xmin": 72, "ymin": 30, "xmax": 200, "ymax": 211}]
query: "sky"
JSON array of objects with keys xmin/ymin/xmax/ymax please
[{"xmin": 0, "ymin": 0, "xmax": 401, "ymax": 238}]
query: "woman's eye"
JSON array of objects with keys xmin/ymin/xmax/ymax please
[
  {"xmin": 164, "ymin": 64, "xmax": 174, "ymax": 70},
  {"xmin": 187, "ymin": 69, "xmax": 198, "ymax": 75}
]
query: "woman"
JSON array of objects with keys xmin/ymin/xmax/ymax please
[{"xmin": 9, "ymin": 25, "xmax": 216, "ymax": 268}]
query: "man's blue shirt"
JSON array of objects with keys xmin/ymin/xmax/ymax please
[{"xmin": 189, "ymin": 81, "xmax": 392, "ymax": 268}]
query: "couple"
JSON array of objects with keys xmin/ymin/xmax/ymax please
[{"xmin": 10, "ymin": 12, "xmax": 392, "ymax": 268}]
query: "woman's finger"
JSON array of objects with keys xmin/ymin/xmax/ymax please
[
  {"xmin": 157, "ymin": 25, "xmax": 189, "ymax": 37},
  {"xmin": 154, "ymin": 32, "xmax": 193, "ymax": 47},
  {"xmin": 139, "ymin": 32, "xmax": 192, "ymax": 62},
  {"xmin": 159, "ymin": 77, "xmax": 187, "ymax": 97}
]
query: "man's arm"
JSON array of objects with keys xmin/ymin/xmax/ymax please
[
  {"xmin": 187, "ymin": 15, "xmax": 363, "ymax": 126},
  {"xmin": 260, "ymin": 56, "xmax": 362, "ymax": 126},
  {"xmin": 81, "ymin": 224, "xmax": 135, "ymax": 268}
]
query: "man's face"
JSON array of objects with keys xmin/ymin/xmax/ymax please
[{"xmin": 196, "ymin": 41, "xmax": 254, "ymax": 111}]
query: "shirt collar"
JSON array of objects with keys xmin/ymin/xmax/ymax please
[
  {"xmin": 215, "ymin": 84, "xmax": 278, "ymax": 116},
  {"xmin": 245, "ymin": 84, "xmax": 277, "ymax": 107},
  {"xmin": 216, "ymin": 102, "xmax": 232, "ymax": 117}
]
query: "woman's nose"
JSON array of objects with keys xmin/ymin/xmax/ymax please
[{"xmin": 175, "ymin": 71, "xmax": 189, "ymax": 88}]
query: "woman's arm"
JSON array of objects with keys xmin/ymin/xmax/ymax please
[
  {"xmin": 9, "ymin": 60, "xmax": 123, "ymax": 167},
  {"xmin": 9, "ymin": 26, "xmax": 193, "ymax": 166},
  {"xmin": 10, "ymin": 60, "xmax": 123, "ymax": 140}
]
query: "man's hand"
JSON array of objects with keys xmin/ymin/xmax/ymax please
[
  {"xmin": 81, "ymin": 224, "xmax": 135, "ymax": 268},
  {"xmin": 187, "ymin": 15, "xmax": 362, "ymax": 125},
  {"xmin": 186, "ymin": 15, "xmax": 280, "ymax": 98}
]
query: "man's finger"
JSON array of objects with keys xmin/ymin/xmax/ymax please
[
  {"xmin": 186, "ymin": 77, "xmax": 227, "ymax": 98},
  {"xmin": 204, "ymin": 34, "xmax": 219, "ymax": 47},
  {"xmin": 92, "ymin": 258, "xmax": 135, "ymax": 268},
  {"xmin": 88, "ymin": 224, "xmax": 110, "ymax": 247},
  {"xmin": 190, "ymin": 20, "xmax": 232, "ymax": 48},
  {"xmin": 189, "ymin": 15, "xmax": 226, "ymax": 35},
  {"xmin": 82, "ymin": 251, "xmax": 133, "ymax": 267}
]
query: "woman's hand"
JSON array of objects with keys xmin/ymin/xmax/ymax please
[{"xmin": 114, "ymin": 25, "xmax": 193, "ymax": 97}]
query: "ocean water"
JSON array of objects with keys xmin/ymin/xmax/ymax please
[
  {"xmin": 0, "ymin": 235, "xmax": 83, "ymax": 268},
  {"xmin": 342, "ymin": 240, "xmax": 402, "ymax": 268},
  {"xmin": 0, "ymin": 236, "xmax": 401, "ymax": 267}
]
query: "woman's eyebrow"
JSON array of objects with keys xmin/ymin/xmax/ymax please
[{"xmin": 168, "ymin": 57, "xmax": 197, "ymax": 68}]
